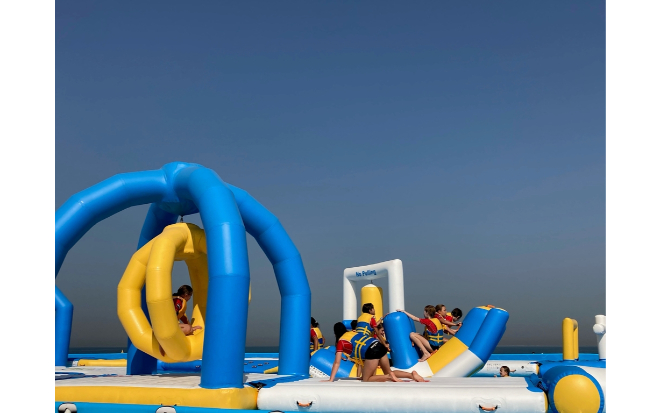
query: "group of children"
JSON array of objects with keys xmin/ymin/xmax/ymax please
[
  {"xmin": 313, "ymin": 302, "xmax": 464, "ymax": 383},
  {"xmin": 172, "ymin": 286, "xmax": 511, "ymax": 382}
]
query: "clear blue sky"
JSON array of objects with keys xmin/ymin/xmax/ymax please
[{"xmin": 55, "ymin": 1, "xmax": 605, "ymax": 348}]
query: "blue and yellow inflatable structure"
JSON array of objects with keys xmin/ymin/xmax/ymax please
[
  {"xmin": 310, "ymin": 305, "xmax": 509, "ymax": 378},
  {"xmin": 55, "ymin": 162, "xmax": 311, "ymax": 406}
]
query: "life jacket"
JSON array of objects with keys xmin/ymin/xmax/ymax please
[
  {"xmin": 173, "ymin": 296, "xmax": 187, "ymax": 321},
  {"xmin": 339, "ymin": 331, "xmax": 378, "ymax": 365},
  {"xmin": 355, "ymin": 313, "xmax": 375, "ymax": 337},
  {"xmin": 426, "ymin": 317, "xmax": 444, "ymax": 346},
  {"xmin": 310, "ymin": 327, "xmax": 324, "ymax": 351}
]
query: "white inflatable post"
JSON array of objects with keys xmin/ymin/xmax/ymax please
[
  {"xmin": 343, "ymin": 259, "xmax": 405, "ymax": 321},
  {"xmin": 593, "ymin": 314, "xmax": 606, "ymax": 360}
]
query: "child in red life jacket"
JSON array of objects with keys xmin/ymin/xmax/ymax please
[
  {"xmin": 172, "ymin": 285, "xmax": 202, "ymax": 336},
  {"xmin": 397, "ymin": 306, "xmax": 443, "ymax": 360},
  {"xmin": 324, "ymin": 323, "xmax": 427, "ymax": 383}
]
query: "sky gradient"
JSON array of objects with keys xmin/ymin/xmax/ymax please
[{"xmin": 56, "ymin": 1, "xmax": 605, "ymax": 348}]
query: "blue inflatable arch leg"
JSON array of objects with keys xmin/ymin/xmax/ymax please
[{"xmin": 228, "ymin": 184, "xmax": 312, "ymax": 377}]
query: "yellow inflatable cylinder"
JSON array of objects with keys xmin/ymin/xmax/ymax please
[
  {"xmin": 562, "ymin": 318, "xmax": 579, "ymax": 360},
  {"xmin": 361, "ymin": 284, "xmax": 384, "ymax": 321}
]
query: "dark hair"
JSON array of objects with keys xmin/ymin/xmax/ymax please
[
  {"xmin": 311, "ymin": 317, "xmax": 319, "ymax": 328},
  {"xmin": 435, "ymin": 304, "xmax": 445, "ymax": 312},
  {"xmin": 376, "ymin": 323, "xmax": 384, "ymax": 330},
  {"xmin": 177, "ymin": 285, "xmax": 193, "ymax": 296},
  {"xmin": 451, "ymin": 308, "xmax": 462, "ymax": 319},
  {"xmin": 501, "ymin": 366, "xmax": 511, "ymax": 375},
  {"xmin": 362, "ymin": 303, "xmax": 374, "ymax": 313},
  {"xmin": 334, "ymin": 322, "xmax": 347, "ymax": 345},
  {"xmin": 350, "ymin": 320, "xmax": 357, "ymax": 330},
  {"xmin": 424, "ymin": 305, "xmax": 436, "ymax": 318}
]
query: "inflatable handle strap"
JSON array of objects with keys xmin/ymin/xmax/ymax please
[
  {"xmin": 479, "ymin": 405, "xmax": 499, "ymax": 411},
  {"xmin": 296, "ymin": 401, "xmax": 313, "ymax": 408}
]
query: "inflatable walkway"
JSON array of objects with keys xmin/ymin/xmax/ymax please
[
  {"xmin": 257, "ymin": 376, "xmax": 547, "ymax": 413},
  {"xmin": 311, "ymin": 306, "xmax": 508, "ymax": 378}
]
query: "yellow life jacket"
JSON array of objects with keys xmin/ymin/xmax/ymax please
[
  {"xmin": 339, "ymin": 331, "xmax": 378, "ymax": 366},
  {"xmin": 310, "ymin": 327, "xmax": 324, "ymax": 351},
  {"xmin": 426, "ymin": 317, "xmax": 443, "ymax": 346},
  {"xmin": 355, "ymin": 313, "xmax": 375, "ymax": 337}
]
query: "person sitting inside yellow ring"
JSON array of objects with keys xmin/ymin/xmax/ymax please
[{"xmin": 173, "ymin": 284, "xmax": 202, "ymax": 336}]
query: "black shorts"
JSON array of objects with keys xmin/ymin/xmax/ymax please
[
  {"xmin": 430, "ymin": 344, "xmax": 441, "ymax": 351},
  {"xmin": 364, "ymin": 342, "xmax": 388, "ymax": 360}
]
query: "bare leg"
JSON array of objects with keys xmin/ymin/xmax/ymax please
[
  {"xmin": 409, "ymin": 333, "xmax": 432, "ymax": 361},
  {"xmin": 412, "ymin": 333, "xmax": 434, "ymax": 353},
  {"xmin": 363, "ymin": 359, "xmax": 396, "ymax": 382},
  {"xmin": 356, "ymin": 364, "xmax": 362, "ymax": 378}
]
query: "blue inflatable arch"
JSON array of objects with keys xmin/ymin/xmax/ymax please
[{"xmin": 55, "ymin": 162, "xmax": 311, "ymax": 389}]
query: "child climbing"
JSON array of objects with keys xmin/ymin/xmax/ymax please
[
  {"xmin": 172, "ymin": 285, "xmax": 202, "ymax": 336},
  {"xmin": 434, "ymin": 304, "xmax": 462, "ymax": 341},
  {"xmin": 396, "ymin": 306, "xmax": 442, "ymax": 361},
  {"xmin": 356, "ymin": 303, "xmax": 389, "ymax": 350}
]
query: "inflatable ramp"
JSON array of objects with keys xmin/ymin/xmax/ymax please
[
  {"xmin": 311, "ymin": 306, "xmax": 508, "ymax": 378},
  {"xmin": 257, "ymin": 376, "xmax": 547, "ymax": 413}
]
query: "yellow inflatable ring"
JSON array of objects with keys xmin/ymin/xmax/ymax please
[{"xmin": 117, "ymin": 223, "xmax": 208, "ymax": 363}]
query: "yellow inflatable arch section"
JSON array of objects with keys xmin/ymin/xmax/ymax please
[{"xmin": 118, "ymin": 223, "xmax": 208, "ymax": 363}]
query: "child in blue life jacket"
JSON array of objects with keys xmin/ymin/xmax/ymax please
[{"xmin": 356, "ymin": 303, "xmax": 389, "ymax": 350}]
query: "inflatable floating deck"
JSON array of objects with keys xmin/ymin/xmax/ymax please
[{"xmin": 55, "ymin": 163, "xmax": 606, "ymax": 413}]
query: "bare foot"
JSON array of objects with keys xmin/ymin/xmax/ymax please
[
  {"xmin": 389, "ymin": 372, "xmax": 403, "ymax": 382},
  {"xmin": 412, "ymin": 371, "xmax": 428, "ymax": 382},
  {"xmin": 419, "ymin": 352, "xmax": 431, "ymax": 362}
]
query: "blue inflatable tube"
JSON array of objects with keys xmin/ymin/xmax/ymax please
[
  {"xmin": 310, "ymin": 346, "xmax": 354, "ymax": 377},
  {"xmin": 55, "ymin": 286, "xmax": 73, "ymax": 366},
  {"xmin": 55, "ymin": 170, "xmax": 169, "ymax": 367},
  {"xmin": 228, "ymin": 184, "xmax": 311, "ymax": 377},
  {"xmin": 383, "ymin": 312, "xmax": 420, "ymax": 369},
  {"xmin": 55, "ymin": 162, "xmax": 311, "ymax": 389}
]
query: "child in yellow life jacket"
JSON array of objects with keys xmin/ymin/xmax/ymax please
[
  {"xmin": 172, "ymin": 285, "xmax": 202, "ymax": 336},
  {"xmin": 397, "ymin": 306, "xmax": 442, "ymax": 361},
  {"xmin": 310, "ymin": 317, "xmax": 324, "ymax": 352},
  {"xmin": 434, "ymin": 304, "xmax": 462, "ymax": 342},
  {"xmin": 323, "ymin": 323, "xmax": 427, "ymax": 383},
  {"xmin": 356, "ymin": 303, "xmax": 389, "ymax": 350}
]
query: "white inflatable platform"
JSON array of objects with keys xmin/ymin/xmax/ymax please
[{"xmin": 257, "ymin": 376, "xmax": 547, "ymax": 413}]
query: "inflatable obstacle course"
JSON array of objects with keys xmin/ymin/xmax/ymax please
[{"xmin": 55, "ymin": 163, "xmax": 606, "ymax": 412}]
